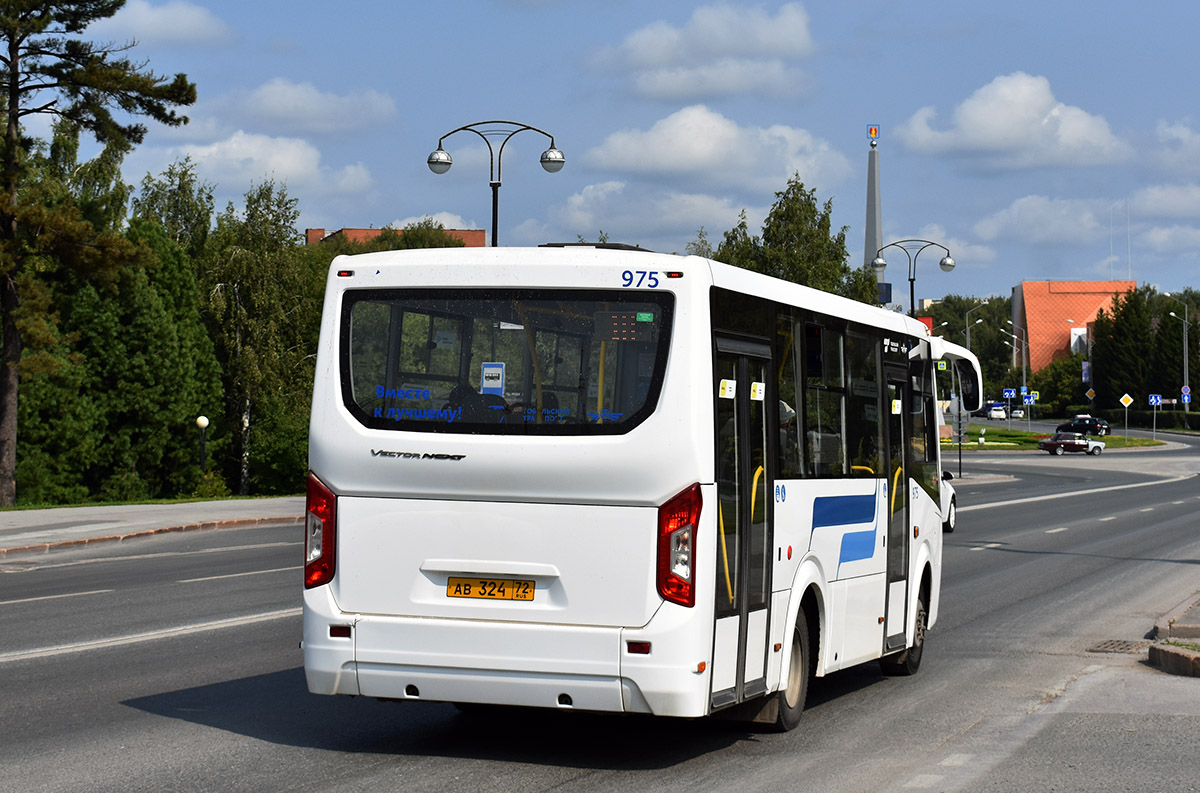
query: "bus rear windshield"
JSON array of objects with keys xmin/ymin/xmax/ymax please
[{"xmin": 339, "ymin": 288, "xmax": 674, "ymax": 435}]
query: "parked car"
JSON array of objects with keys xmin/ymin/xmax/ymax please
[
  {"xmin": 1011, "ymin": 407, "xmax": 1025, "ymax": 419},
  {"xmin": 940, "ymin": 471, "xmax": 956, "ymax": 533},
  {"xmin": 1055, "ymin": 415, "xmax": 1109, "ymax": 436},
  {"xmin": 987, "ymin": 405, "xmax": 1006, "ymax": 420},
  {"xmin": 1038, "ymin": 431, "xmax": 1105, "ymax": 455}
]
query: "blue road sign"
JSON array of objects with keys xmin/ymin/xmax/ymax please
[
  {"xmin": 1149, "ymin": 394, "xmax": 1162, "ymax": 406},
  {"xmin": 1003, "ymin": 388, "xmax": 1017, "ymax": 399},
  {"xmin": 1184, "ymin": 394, "xmax": 1192, "ymax": 404},
  {"xmin": 1023, "ymin": 395, "xmax": 1034, "ymax": 405}
]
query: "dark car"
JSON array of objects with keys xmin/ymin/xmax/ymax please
[
  {"xmin": 1038, "ymin": 432, "xmax": 1105, "ymax": 455},
  {"xmin": 1055, "ymin": 415, "xmax": 1109, "ymax": 436}
]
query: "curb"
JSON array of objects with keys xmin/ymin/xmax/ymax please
[
  {"xmin": 0, "ymin": 515, "xmax": 303, "ymax": 558},
  {"xmin": 1149, "ymin": 593, "xmax": 1200, "ymax": 678}
]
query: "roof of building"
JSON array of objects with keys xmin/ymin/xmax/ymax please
[{"xmin": 1017, "ymin": 280, "xmax": 1134, "ymax": 371}]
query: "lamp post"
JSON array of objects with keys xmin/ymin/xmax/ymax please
[
  {"xmin": 1005, "ymin": 320, "xmax": 1028, "ymax": 387},
  {"xmin": 1165, "ymin": 292, "xmax": 1191, "ymax": 414},
  {"xmin": 1003, "ymin": 333, "xmax": 1028, "ymax": 392},
  {"xmin": 196, "ymin": 415, "xmax": 209, "ymax": 474},
  {"xmin": 872, "ymin": 239, "xmax": 955, "ymax": 318},
  {"xmin": 427, "ymin": 120, "xmax": 564, "ymax": 247},
  {"xmin": 964, "ymin": 301, "xmax": 988, "ymax": 350}
]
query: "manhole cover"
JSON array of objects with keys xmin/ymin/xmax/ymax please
[{"xmin": 1087, "ymin": 639, "xmax": 1152, "ymax": 654}]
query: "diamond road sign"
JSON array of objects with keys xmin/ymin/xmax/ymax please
[
  {"xmin": 1086, "ymin": 388, "xmax": 1096, "ymax": 400},
  {"xmin": 1120, "ymin": 393, "xmax": 1134, "ymax": 407}
]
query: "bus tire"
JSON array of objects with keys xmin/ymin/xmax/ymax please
[
  {"xmin": 943, "ymin": 495, "xmax": 956, "ymax": 533},
  {"xmin": 880, "ymin": 593, "xmax": 926, "ymax": 677},
  {"xmin": 774, "ymin": 611, "xmax": 810, "ymax": 732}
]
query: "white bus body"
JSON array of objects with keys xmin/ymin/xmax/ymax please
[{"xmin": 303, "ymin": 245, "xmax": 982, "ymax": 730}]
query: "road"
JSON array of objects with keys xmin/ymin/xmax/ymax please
[{"xmin": 2, "ymin": 437, "xmax": 1198, "ymax": 792}]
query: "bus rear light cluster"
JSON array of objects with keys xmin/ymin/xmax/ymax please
[
  {"xmin": 304, "ymin": 473, "xmax": 337, "ymax": 589},
  {"xmin": 657, "ymin": 484, "xmax": 702, "ymax": 607}
]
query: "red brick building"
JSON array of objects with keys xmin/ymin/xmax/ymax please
[
  {"xmin": 1011, "ymin": 280, "xmax": 1135, "ymax": 372},
  {"xmin": 305, "ymin": 227, "xmax": 486, "ymax": 247}
]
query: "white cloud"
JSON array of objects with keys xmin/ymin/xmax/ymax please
[
  {"xmin": 1140, "ymin": 224, "xmax": 1200, "ymax": 254},
  {"xmin": 584, "ymin": 105, "xmax": 851, "ymax": 193},
  {"xmin": 181, "ymin": 130, "xmax": 373, "ymax": 195},
  {"xmin": 908, "ymin": 223, "xmax": 997, "ymax": 266},
  {"xmin": 1130, "ymin": 183, "xmax": 1200, "ymax": 219},
  {"xmin": 896, "ymin": 72, "xmax": 1131, "ymax": 168},
  {"xmin": 87, "ymin": 0, "xmax": 235, "ymax": 47},
  {"xmin": 607, "ymin": 3, "xmax": 815, "ymax": 100},
  {"xmin": 242, "ymin": 79, "xmax": 397, "ymax": 135},
  {"xmin": 1153, "ymin": 121, "xmax": 1200, "ymax": 177},
  {"xmin": 973, "ymin": 195, "xmax": 1105, "ymax": 245}
]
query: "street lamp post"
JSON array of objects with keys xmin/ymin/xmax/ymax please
[
  {"xmin": 1165, "ymin": 292, "xmax": 1191, "ymax": 414},
  {"xmin": 872, "ymin": 239, "xmax": 955, "ymax": 318},
  {"xmin": 427, "ymin": 120, "xmax": 564, "ymax": 247},
  {"xmin": 196, "ymin": 415, "xmax": 209, "ymax": 474},
  {"xmin": 964, "ymin": 301, "xmax": 988, "ymax": 350}
]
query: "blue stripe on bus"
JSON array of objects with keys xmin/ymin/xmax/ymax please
[{"xmin": 811, "ymin": 494, "xmax": 879, "ymax": 569}]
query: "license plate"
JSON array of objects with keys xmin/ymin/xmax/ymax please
[{"xmin": 447, "ymin": 576, "xmax": 535, "ymax": 601}]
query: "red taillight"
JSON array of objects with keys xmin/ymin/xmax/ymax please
[
  {"xmin": 304, "ymin": 472, "xmax": 337, "ymax": 589},
  {"xmin": 657, "ymin": 484, "xmax": 701, "ymax": 607}
]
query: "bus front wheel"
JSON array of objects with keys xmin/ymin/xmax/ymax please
[
  {"xmin": 880, "ymin": 593, "xmax": 926, "ymax": 676},
  {"xmin": 774, "ymin": 611, "xmax": 810, "ymax": 731}
]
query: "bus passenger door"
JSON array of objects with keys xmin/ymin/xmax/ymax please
[
  {"xmin": 711, "ymin": 339, "xmax": 773, "ymax": 709},
  {"xmin": 883, "ymin": 366, "xmax": 909, "ymax": 653}
]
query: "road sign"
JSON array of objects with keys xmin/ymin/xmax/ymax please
[
  {"xmin": 1149, "ymin": 394, "xmax": 1162, "ymax": 406},
  {"xmin": 1031, "ymin": 391, "xmax": 1040, "ymax": 401},
  {"xmin": 1183, "ymin": 385, "xmax": 1192, "ymax": 396},
  {"xmin": 1120, "ymin": 393, "xmax": 1133, "ymax": 407},
  {"xmin": 1086, "ymin": 388, "xmax": 1096, "ymax": 400},
  {"xmin": 1023, "ymin": 395, "xmax": 1034, "ymax": 405},
  {"xmin": 1020, "ymin": 386, "xmax": 1027, "ymax": 395},
  {"xmin": 1185, "ymin": 394, "xmax": 1192, "ymax": 404},
  {"xmin": 1003, "ymin": 388, "xmax": 1016, "ymax": 399}
]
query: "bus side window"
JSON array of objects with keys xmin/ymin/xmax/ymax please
[
  {"xmin": 803, "ymin": 323, "xmax": 846, "ymax": 477},
  {"xmin": 845, "ymin": 329, "xmax": 882, "ymax": 477},
  {"xmin": 775, "ymin": 312, "xmax": 802, "ymax": 478}
]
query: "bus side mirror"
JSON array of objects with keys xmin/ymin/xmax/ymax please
[{"xmin": 942, "ymin": 470, "xmax": 954, "ymax": 482}]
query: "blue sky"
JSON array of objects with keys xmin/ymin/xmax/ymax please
[{"xmin": 75, "ymin": 1, "xmax": 1200, "ymax": 302}]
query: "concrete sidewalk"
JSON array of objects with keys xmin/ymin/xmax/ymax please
[{"xmin": 0, "ymin": 497, "xmax": 304, "ymax": 557}]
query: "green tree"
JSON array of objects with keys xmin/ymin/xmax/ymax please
[
  {"xmin": 1030, "ymin": 351, "xmax": 1087, "ymax": 417},
  {"xmin": 684, "ymin": 226, "xmax": 714, "ymax": 259},
  {"xmin": 131, "ymin": 156, "xmax": 214, "ymax": 258},
  {"xmin": 1091, "ymin": 286, "xmax": 1155, "ymax": 412},
  {"xmin": 0, "ymin": 1, "xmax": 196, "ymax": 505},
  {"xmin": 715, "ymin": 176, "xmax": 876, "ymax": 302}
]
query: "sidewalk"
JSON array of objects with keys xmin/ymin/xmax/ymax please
[{"xmin": 0, "ymin": 497, "xmax": 304, "ymax": 557}]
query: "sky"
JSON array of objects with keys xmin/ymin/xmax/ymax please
[{"xmin": 65, "ymin": 0, "xmax": 1200, "ymax": 304}]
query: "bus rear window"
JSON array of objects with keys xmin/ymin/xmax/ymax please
[{"xmin": 339, "ymin": 289, "xmax": 673, "ymax": 434}]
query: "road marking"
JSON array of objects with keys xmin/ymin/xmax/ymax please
[
  {"xmin": 1173, "ymin": 501, "xmax": 1186, "ymax": 505},
  {"xmin": 959, "ymin": 472, "xmax": 1195, "ymax": 513},
  {"xmin": 903, "ymin": 775, "xmax": 944, "ymax": 789},
  {"xmin": 1140, "ymin": 507, "xmax": 1155, "ymax": 512},
  {"xmin": 939, "ymin": 754, "xmax": 973, "ymax": 767},
  {"xmin": 0, "ymin": 588, "xmax": 114, "ymax": 606},
  {"xmin": 0, "ymin": 541, "xmax": 302, "ymax": 573},
  {"xmin": 970, "ymin": 542, "xmax": 1003, "ymax": 552},
  {"xmin": 1046, "ymin": 527, "xmax": 1069, "ymax": 534},
  {"xmin": 178, "ymin": 566, "xmax": 299, "ymax": 583},
  {"xmin": 0, "ymin": 607, "xmax": 301, "ymax": 664},
  {"xmin": 1099, "ymin": 516, "xmax": 1116, "ymax": 522}
]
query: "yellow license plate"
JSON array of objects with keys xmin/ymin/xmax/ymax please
[{"xmin": 447, "ymin": 576, "xmax": 535, "ymax": 601}]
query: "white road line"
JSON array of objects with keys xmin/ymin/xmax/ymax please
[
  {"xmin": 1140, "ymin": 507, "xmax": 1155, "ymax": 512},
  {"xmin": 1046, "ymin": 527, "xmax": 1069, "ymax": 534},
  {"xmin": 178, "ymin": 566, "xmax": 299, "ymax": 583},
  {"xmin": 0, "ymin": 607, "xmax": 301, "ymax": 664},
  {"xmin": 970, "ymin": 542, "xmax": 1003, "ymax": 552},
  {"xmin": 0, "ymin": 588, "xmax": 114, "ymax": 606},
  {"xmin": 1099, "ymin": 516, "xmax": 1116, "ymax": 522},
  {"xmin": 958, "ymin": 472, "xmax": 1196, "ymax": 513}
]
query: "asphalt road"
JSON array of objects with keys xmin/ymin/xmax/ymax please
[{"xmin": 1, "ymin": 437, "xmax": 1198, "ymax": 792}]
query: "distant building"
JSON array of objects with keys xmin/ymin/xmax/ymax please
[
  {"xmin": 304, "ymin": 227, "xmax": 486, "ymax": 247},
  {"xmin": 1012, "ymin": 280, "xmax": 1135, "ymax": 373}
]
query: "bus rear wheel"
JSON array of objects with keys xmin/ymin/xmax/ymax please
[
  {"xmin": 880, "ymin": 593, "xmax": 927, "ymax": 676},
  {"xmin": 774, "ymin": 611, "xmax": 810, "ymax": 731}
]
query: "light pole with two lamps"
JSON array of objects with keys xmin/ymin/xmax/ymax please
[
  {"xmin": 964, "ymin": 300, "xmax": 988, "ymax": 350},
  {"xmin": 427, "ymin": 120, "xmax": 564, "ymax": 247},
  {"xmin": 872, "ymin": 239, "xmax": 955, "ymax": 318}
]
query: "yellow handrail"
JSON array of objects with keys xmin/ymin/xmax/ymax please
[{"xmin": 718, "ymin": 503, "xmax": 734, "ymax": 604}]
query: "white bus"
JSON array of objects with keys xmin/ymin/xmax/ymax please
[{"xmin": 302, "ymin": 244, "xmax": 982, "ymax": 730}]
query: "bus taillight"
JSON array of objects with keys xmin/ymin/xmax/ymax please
[
  {"xmin": 304, "ymin": 473, "xmax": 337, "ymax": 589},
  {"xmin": 657, "ymin": 484, "xmax": 702, "ymax": 607}
]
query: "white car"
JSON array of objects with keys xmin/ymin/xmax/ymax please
[
  {"xmin": 941, "ymin": 471, "xmax": 957, "ymax": 533},
  {"xmin": 987, "ymin": 405, "xmax": 1006, "ymax": 420},
  {"xmin": 1011, "ymin": 407, "xmax": 1024, "ymax": 419}
]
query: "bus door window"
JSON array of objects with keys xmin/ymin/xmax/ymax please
[
  {"xmin": 845, "ymin": 330, "xmax": 883, "ymax": 477},
  {"xmin": 712, "ymin": 340, "xmax": 772, "ymax": 706},
  {"xmin": 909, "ymin": 359, "xmax": 940, "ymax": 503},
  {"xmin": 884, "ymin": 366, "xmax": 910, "ymax": 651}
]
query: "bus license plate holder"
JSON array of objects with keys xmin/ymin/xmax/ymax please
[{"xmin": 446, "ymin": 576, "xmax": 535, "ymax": 601}]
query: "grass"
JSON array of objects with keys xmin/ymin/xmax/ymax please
[
  {"xmin": 942, "ymin": 423, "xmax": 1164, "ymax": 452},
  {"xmin": 1165, "ymin": 639, "xmax": 1200, "ymax": 653}
]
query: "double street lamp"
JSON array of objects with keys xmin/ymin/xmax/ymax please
[
  {"xmin": 427, "ymin": 120, "xmax": 565, "ymax": 247},
  {"xmin": 964, "ymin": 301, "xmax": 988, "ymax": 350},
  {"xmin": 872, "ymin": 239, "xmax": 955, "ymax": 318}
]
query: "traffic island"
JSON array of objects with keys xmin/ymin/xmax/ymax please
[{"xmin": 1150, "ymin": 593, "xmax": 1200, "ymax": 677}]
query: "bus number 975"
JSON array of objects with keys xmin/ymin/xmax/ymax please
[{"xmin": 621, "ymin": 270, "xmax": 659, "ymax": 288}]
